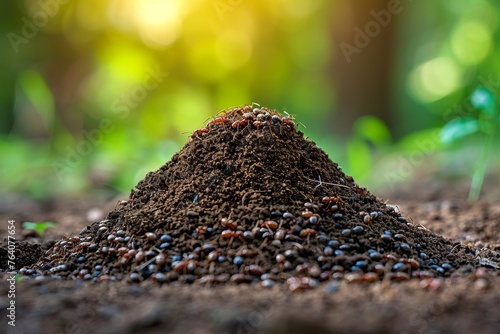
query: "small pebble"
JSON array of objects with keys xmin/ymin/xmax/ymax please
[
  {"xmin": 381, "ymin": 234, "xmax": 392, "ymax": 242},
  {"xmin": 271, "ymin": 211, "xmax": 283, "ymax": 218},
  {"xmin": 145, "ymin": 232, "xmax": 157, "ymax": 241},
  {"xmin": 400, "ymin": 243, "xmax": 411, "ymax": 252},
  {"xmin": 160, "ymin": 242, "xmax": 171, "ymax": 249},
  {"xmin": 160, "ymin": 234, "xmax": 172, "ymax": 242},
  {"xmin": 355, "ymin": 260, "xmax": 367, "ymax": 269},
  {"xmin": 369, "ymin": 252, "xmax": 382, "ymax": 260},
  {"xmin": 129, "ymin": 273, "xmax": 141, "ymax": 282},
  {"xmin": 261, "ymin": 279, "xmax": 275, "ymax": 288},
  {"xmin": 441, "ymin": 263, "xmax": 453, "ymax": 271},
  {"xmin": 153, "ymin": 273, "xmax": 167, "ymax": 283},
  {"xmin": 328, "ymin": 240, "xmax": 340, "ymax": 248},
  {"xmin": 339, "ymin": 244, "xmax": 350, "ymax": 251},
  {"xmin": 393, "ymin": 262, "xmax": 406, "ymax": 271},
  {"xmin": 352, "ymin": 226, "xmax": 364, "ymax": 234},
  {"xmin": 276, "ymin": 254, "xmax": 286, "ymax": 263},
  {"xmin": 324, "ymin": 246, "xmax": 333, "ymax": 256},
  {"xmin": 341, "ymin": 229, "xmax": 351, "ymax": 236}
]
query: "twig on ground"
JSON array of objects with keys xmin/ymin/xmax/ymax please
[{"xmin": 307, "ymin": 175, "xmax": 352, "ymax": 189}]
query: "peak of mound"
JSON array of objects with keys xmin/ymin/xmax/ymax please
[
  {"xmin": 29, "ymin": 105, "xmax": 476, "ymax": 288},
  {"xmin": 121, "ymin": 105, "xmax": 370, "ymax": 232}
]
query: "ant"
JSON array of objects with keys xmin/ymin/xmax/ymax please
[
  {"xmin": 355, "ymin": 187, "xmax": 368, "ymax": 195},
  {"xmin": 299, "ymin": 228, "xmax": 317, "ymax": 237},
  {"xmin": 207, "ymin": 117, "xmax": 230, "ymax": 128},
  {"xmin": 322, "ymin": 196, "xmax": 340, "ymax": 204},
  {"xmin": 260, "ymin": 220, "xmax": 278, "ymax": 230},
  {"xmin": 181, "ymin": 128, "xmax": 208, "ymax": 139},
  {"xmin": 221, "ymin": 229, "xmax": 243, "ymax": 239},
  {"xmin": 232, "ymin": 119, "xmax": 248, "ymax": 132},
  {"xmin": 221, "ymin": 218, "xmax": 238, "ymax": 229},
  {"xmin": 281, "ymin": 111, "xmax": 306, "ymax": 132},
  {"xmin": 173, "ymin": 259, "xmax": 198, "ymax": 272},
  {"xmin": 253, "ymin": 120, "xmax": 266, "ymax": 129},
  {"xmin": 243, "ymin": 112, "xmax": 254, "ymax": 118}
]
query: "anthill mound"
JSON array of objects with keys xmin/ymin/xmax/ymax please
[{"xmin": 28, "ymin": 105, "xmax": 476, "ymax": 289}]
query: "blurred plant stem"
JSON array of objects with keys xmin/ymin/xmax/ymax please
[{"xmin": 469, "ymin": 113, "xmax": 497, "ymax": 201}]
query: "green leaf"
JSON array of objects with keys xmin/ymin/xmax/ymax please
[
  {"xmin": 471, "ymin": 87, "xmax": 495, "ymax": 116},
  {"xmin": 346, "ymin": 138, "xmax": 372, "ymax": 181},
  {"xmin": 18, "ymin": 70, "xmax": 55, "ymax": 133},
  {"xmin": 440, "ymin": 118, "xmax": 479, "ymax": 144},
  {"xmin": 353, "ymin": 116, "xmax": 391, "ymax": 145},
  {"xmin": 22, "ymin": 221, "xmax": 57, "ymax": 237}
]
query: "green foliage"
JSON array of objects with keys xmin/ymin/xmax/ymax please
[
  {"xmin": 440, "ymin": 87, "xmax": 499, "ymax": 200},
  {"xmin": 18, "ymin": 70, "xmax": 55, "ymax": 134},
  {"xmin": 471, "ymin": 87, "xmax": 495, "ymax": 114},
  {"xmin": 345, "ymin": 116, "xmax": 391, "ymax": 182},
  {"xmin": 440, "ymin": 118, "xmax": 479, "ymax": 144},
  {"xmin": 2, "ymin": 1, "xmax": 500, "ymax": 198},
  {"xmin": 22, "ymin": 221, "xmax": 58, "ymax": 238}
]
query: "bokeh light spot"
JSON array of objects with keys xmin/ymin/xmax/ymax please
[
  {"xmin": 408, "ymin": 57, "xmax": 462, "ymax": 103},
  {"xmin": 215, "ymin": 32, "xmax": 252, "ymax": 69},
  {"xmin": 451, "ymin": 20, "xmax": 492, "ymax": 65},
  {"xmin": 132, "ymin": 0, "xmax": 183, "ymax": 48}
]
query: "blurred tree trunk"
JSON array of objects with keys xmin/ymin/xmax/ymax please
[{"xmin": 331, "ymin": 0, "xmax": 399, "ymax": 137}]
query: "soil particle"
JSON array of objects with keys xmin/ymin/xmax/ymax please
[
  {"xmin": 28, "ymin": 106, "xmax": 478, "ymax": 286},
  {"xmin": 0, "ymin": 239, "xmax": 42, "ymax": 270}
]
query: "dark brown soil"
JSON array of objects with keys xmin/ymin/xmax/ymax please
[
  {"xmin": 29, "ymin": 106, "xmax": 475, "ymax": 286},
  {"xmin": 0, "ymin": 196, "xmax": 498, "ymax": 334},
  {"xmin": 0, "ymin": 240, "xmax": 41, "ymax": 270},
  {"xmin": 0, "ymin": 106, "xmax": 498, "ymax": 333}
]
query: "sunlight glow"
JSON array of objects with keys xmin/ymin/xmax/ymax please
[
  {"xmin": 131, "ymin": 0, "xmax": 183, "ymax": 48},
  {"xmin": 215, "ymin": 32, "xmax": 252, "ymax": 69},
  {"xmin": 408, "ymin": 57, "xmax": 462, "ymax": 103},
  {"xmin": 451, "ymin": 20, "xmax": 492, "ymax": 65}
]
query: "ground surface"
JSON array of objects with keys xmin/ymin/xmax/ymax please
[{"xmin": 0, "ymin": 184, "xmax": 499, "ymax": 334}]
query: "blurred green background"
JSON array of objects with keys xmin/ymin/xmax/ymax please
[{"xmin": 1, "ymin": 0, "xmax": 499, "ymax": 200}]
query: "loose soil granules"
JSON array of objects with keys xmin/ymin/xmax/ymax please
[{"xmin": 28, "ymin": 105, "xmax": 477, "ymax": 289}]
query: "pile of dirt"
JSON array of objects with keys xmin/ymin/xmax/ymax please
[{"xmin": 26, "ymin": 105, "xmax": 477, "ymax": 289}]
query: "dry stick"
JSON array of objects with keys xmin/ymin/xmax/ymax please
[
  {"xmin": 137, "ymin": 255, "xmax": 157, "ymax": 271},
  {"xmin": 306, "ymin": 175, "xmax": 352, "ymax": 190}
]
